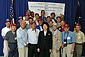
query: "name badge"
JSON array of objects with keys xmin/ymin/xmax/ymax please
[
  {"xmin": 67, "ymin": 37, "xmax": 70, "ymax": 39},
  {"xmin": 59, "ymin": 28, "xmax": 61, "ymax": 30},
  {"xmin": 78, "ymin": 36, "xmax": 81, "ymax": 39},
  {"xmin": 48, "ymin": 34, "xmax": 50, "ymax": 35},
  {"xmin": 64, "ymin": 42, "xmax": 66, "ymax": 44},
  {"xmin": 35, "ymin": 32, "xmax": 37, "ymax": 34},
  {"xmin": 15, "ymin": 37, "xmax": 17, "ymax": 40}
]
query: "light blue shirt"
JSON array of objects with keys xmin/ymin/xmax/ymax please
[
  {"xmin": 53, "ymin": 29, "xmax": 57, "ymax": 35},
  {"xmin": 17, "ymin": 27, "xmax": 28, "ymax": 48},
  {"xmin": 27, "ymin": 28, "xmax": 40, "ymax": 44},
  {"xmin": 62, "ymin": 31, "xmax": 75, "ymax": 44}
]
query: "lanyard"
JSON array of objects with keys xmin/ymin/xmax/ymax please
[{"xmin": 64, "ymin": 31, "xmax": 69, "ymax": 40}]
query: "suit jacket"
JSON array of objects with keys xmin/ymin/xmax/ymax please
[
  {"xmin": 38, "ymin": 30, "xmax": 52, "ymax": 49},
  {"xmin": 39, "ymin": 16, "xmax": 46, "ymax": 22},
  {"xmin": 52, "ymin": 30, "xmax": 62, "ymax": 50}
]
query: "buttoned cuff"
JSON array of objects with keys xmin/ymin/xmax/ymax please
[
  {"xmin": 26, "ymin": 42, "xmax": 28, "ymax": 44},
  {"xmin": 24, "ymin": 43, "xmax": 26, "ymax": 46}
]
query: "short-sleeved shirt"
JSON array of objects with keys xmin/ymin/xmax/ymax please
[
  {"xmin": 27, "ymin": 28, "xmax": 40, "ymax": 44},
  {"xmin": 62, "ymin": 31, "xmax": 75, "ymax": 44},
  {"xmin": 73, "ymin": 30, "xmax": 85, "ymax": 43},
  {"xmin": 4, "ymin": 30, "xmax": 17, "ymax": 43},
  {"xmin": 1, "ymin": 27, "xmax": 11, "ymax": 36}
]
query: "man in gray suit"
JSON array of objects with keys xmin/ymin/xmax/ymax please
[{"xmin": 50, "ymin": 23, "xmax": 62, "ymax": 57}]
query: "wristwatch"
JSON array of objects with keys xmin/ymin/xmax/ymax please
[{"xmin": 72, "ymin": 49, "xmax": 74, "ymax": 51}]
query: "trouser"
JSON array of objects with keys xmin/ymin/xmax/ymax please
[
  {"xmin": 8, "ymin": 43, "xmax": 18, "ymax": 57},
  {"xmin": 62, "ymin": 44, "xmax": 73, "ymax": 57},
  {"xmin": 40, "ymin": 49, "xmax": 50, "ymax": 57},
  {"xmin": 3, "ymin": 40, "xmax": 8, "ymax": 57},
  {"xmin": 28, "ymin": 44, "xmax": 38, "ymax": 57},
  {"xmin": 18, "ymin": 47, "xmax": 28, "ymax": 57},
  {"xmin": 73, "ymin": 44, "xmax": 82, "ymax": 57},
  {"xmin": 50, "ymin": 49, "xmax": 60, "ymax": 57}
]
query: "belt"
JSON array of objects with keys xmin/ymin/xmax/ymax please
[
  {"xmin": 64, "ymin": 43, "xmax": 72, "ymax": 47},
  {"xmin": 67, "ymin": 43, "xmax": 72, "ymax": 44},
  {"xmin": 76, "ymin": 43, "xmax": 82, "ymax": 45},
  {"xmin": 9, "ymin": 43, "xmax": 17, "ymax": 44},
  {"xmin": 29, "ymin": 43, "xmax": 37, "ymax": 45}
]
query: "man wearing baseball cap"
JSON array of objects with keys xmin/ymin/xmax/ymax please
[
  {"xmin": 50, "ymin": 12, "xmax": 57, "ymax": 23},
  {"xmin": 56, "ymin": 16, "xmax": 61, "ymax": 28},
  {"xmin": 1, "ymin": 19, "xmax": 11, "ymax": 57},
  {"xmin": 73, "ymin": 24, "xmax": 85, "ymax": 57},
  {"xmin": 17, "ymin": 16, "xmax": 23, "ymax": 29},
  {"xmin": 4, "ymin": 24, "xmax": 18, "ymax": 57},
  {"xmin": 24, "ymin": 14, "xmax": 29, "ymax": 24},
  {"xmin": 62, "ymin": 24, "xmax": 75, "ymax": 57},
  {"xmin": 57, "ymin": 19, "xmax": 65, "ymax": 32},
  {"xmin": 27, "ymin": 21, "xmax": 40, "ymax": 57},
  {"xmin": 25, "ymin": 17, "xmax": 33, "ymax": 30},
  {"xmin": 36, "ymin": 18, "xmax": 43, "ymax": 31},
  {"xmin": 34, "ymin": 13, "xmax": 39, "ymax": 25}
]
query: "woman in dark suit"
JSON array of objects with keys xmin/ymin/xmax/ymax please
[{"xmin": 37, "ymin": 22, "xmax": 52, "ymax": 57}]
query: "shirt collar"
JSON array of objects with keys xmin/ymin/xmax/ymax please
[
  {"xmin": 31, "ymin": 28, "xmax": 36, "ymax": 32},
  {"xmin": 64, "ymin": 31, "xmax": 69, "ymax": 34},
  {"xmin": 6, "ymin": 26, "xmax": 11, "ymax": 29},
  {"xmin": 75, "ymin": 30, "xmax": 80, "ymax": 33},
  {"xmin": 20, "ymin": 27, "xmax": 25, "ymax": 31}
]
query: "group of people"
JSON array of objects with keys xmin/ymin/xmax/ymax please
[{"xmin": 1, "ymin": 10, "xmax": 85, "ymax": 57}]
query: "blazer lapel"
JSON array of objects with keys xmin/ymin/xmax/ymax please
[{"xmin": 54, "ymin": 30, "xmax": 59, "ymax": 36}]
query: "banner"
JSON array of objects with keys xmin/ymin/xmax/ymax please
[{"xmin": 28, "ymin": 2, "xmax": 65, "ymax": 17}]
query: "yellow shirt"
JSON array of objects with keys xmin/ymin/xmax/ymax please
[{"xmin": 73, "ymin": 30, "xmax": 85, "ymax": 43}]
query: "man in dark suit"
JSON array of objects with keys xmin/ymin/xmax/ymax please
[{"xmin": 39, "ymin": 10, "xmax": 46, "ymax": 22}]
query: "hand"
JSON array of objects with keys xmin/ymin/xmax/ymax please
[
  {"xmin": 62, "ymin": 44, "xmax": 64, "ymax": 48},
  {"xmin": 7, "ymin": 46, "xmax": 10, "ymax": 52},
  {"xmin": 82, "ymin": 42, "xmax": 84, "ymax": 45},
  {"xmin": 49, "ymin": 49, "xmax": 52, "ymax": 53},
  {"xmin": 56, "ymin": 49, "xmax": 59, "ymax": 53},
  {"xmin": 37, "ymin": 48, "xmax": 40, "ymax": 52},
  {"xmin": 25, "ymin": 43, "xmax": 28, "ymax": 47},
  {"xmin": 71, "ymin": 50, "xmax": 74, "ymax": 54}
]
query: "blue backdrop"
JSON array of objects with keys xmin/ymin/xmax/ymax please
[{"xmin": 0, "ymin": 0, "xmax": 85, "ymax": 56}]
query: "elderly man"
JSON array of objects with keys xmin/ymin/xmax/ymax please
[
  {"xmin": 56, "ymin": 16, "xmax": 61, "ymax": 28},
  {"xmin": 4, "ymin": 24, "xmax": 18, "ymax": 57},
  {"xmin": 36, "ymin": 18, "xmax": 43, "ymax": 31},
  {"xmin": 27, "ymin": 21, "xmax": 40, "ymax": 57},
  {"xmin": 17, "ymin": 21, "xmax": 28, "ymax": 57},
  {"xmin": 1, "ymin": 19, "xmax": 11, "ymax": 57},
  {"xmin": 17, "ymin": 16, "xmax": 23, "ymax": 29},
  {"xmin": 48, "ymin": 20, "xmax": 53, "ymax": 32},
  {"xmin": 73, "ymin": 24, "xmax": 85, "ymax": 57},
  {"xmin": 50, "ymin": 23, "xmax": 62, "ymax": 57},
  {"xmin": 62, "ymin": 24, "xmax": 75, "ymax": 57}
]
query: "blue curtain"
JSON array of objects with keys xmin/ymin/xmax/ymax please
[{"xmin": 0, "ymin": 0, "xmax": 85, "ymax": 56}]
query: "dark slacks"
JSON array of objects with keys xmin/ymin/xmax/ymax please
[
  {"xmin": 8, "ymin": 43, "xmax": 18, "ymax": 57},
  {"xmin": 40, "ymin": 49, "xmax": 50, "ymax": 57},
  {"xmin": 28, "ymin": 44, "xmax": 38, "ymax": 57}
]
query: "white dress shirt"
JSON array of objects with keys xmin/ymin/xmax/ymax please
[{"xmin": 27, "ymin": 28, "xmax": 40, "ymax": 44}]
